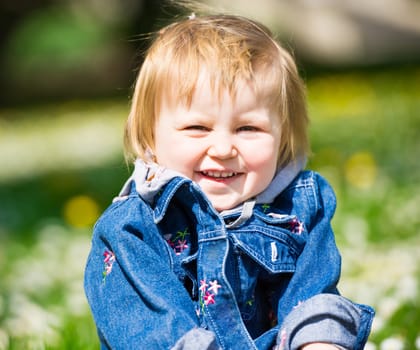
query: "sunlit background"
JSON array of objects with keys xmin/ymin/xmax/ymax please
[{"xmin": 0, "ymin": 0, "xmax": 419, "ymax": 349}]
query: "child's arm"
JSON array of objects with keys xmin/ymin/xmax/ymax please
[
  {"xmin": 84, "ymin": 198, "xmax": 215, "ymax": 349},
  {"xmin": 268, "ymin": 173, "xmax": 374, "ymax": 350}
]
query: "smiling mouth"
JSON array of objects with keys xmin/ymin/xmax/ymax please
[{"xmin": 200, "ymin": 170, "xmax": 238, "ymax": 179}]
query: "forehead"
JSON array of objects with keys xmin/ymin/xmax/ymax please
[
  {"xmin": 166, "ymin": 71, "xmax": 256, "ymax": 109},
  {"xmin": 161, "ymin": 66, "xmax": 278, "ymax": 113}
]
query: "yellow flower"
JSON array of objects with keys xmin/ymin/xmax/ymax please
[
  {"xmin": 63, "ymin": 195, "xmax": 100, "ymax": 228},
  {"xmin": 344, "ymin": 152, "xmax": 378, "ymax": 190}
]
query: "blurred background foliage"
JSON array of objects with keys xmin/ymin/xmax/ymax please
[{"xmin": 0, "ymin": 0, "xmax": 419, "ymax": 349}]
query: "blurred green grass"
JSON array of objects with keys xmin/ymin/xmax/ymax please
[{"xmin": 0, "ymin": 66, "xmax": 419, "ymax": 349}]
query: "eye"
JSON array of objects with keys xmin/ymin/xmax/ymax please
[
  {"xmin": 237, "ymin": 125, "xmax": 260, "ymax": 132},
  {"xmin": 184, "ymin": 125, "xmax": 210, "ymax": 131},
  {"xmin": 181, "ymin": 125, "xmax": 211, "ymax": 137}
]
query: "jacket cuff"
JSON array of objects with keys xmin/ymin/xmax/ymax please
[
  {"xmin": 275, "ymin": 294, "xmax": 374, "ymax": 350},
  {"xmin": 171, "ymin": 328, "xmax": 220, "ymax": 350}
]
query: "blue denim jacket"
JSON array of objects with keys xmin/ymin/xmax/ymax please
[{"xmin": 84, "ymin": 161, "xmax": 374, "ymax": 350}]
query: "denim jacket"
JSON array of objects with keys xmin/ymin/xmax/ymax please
[{"xmin": 84, "ymin": 160, "xmax": 374, "ymax": 350}]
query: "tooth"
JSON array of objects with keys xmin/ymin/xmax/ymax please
[{"xmin": 202, "ymin": 171, "xmax": 236, "ymax": 178}]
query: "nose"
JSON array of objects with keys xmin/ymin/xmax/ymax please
[{"xmin": 207, "ymin": 133, "xmax": 238, "ymax": 159}]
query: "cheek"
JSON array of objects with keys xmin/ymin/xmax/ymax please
[
  {"xmin": 243, "ymin": 140, "xmax": 279, "ymax": 170},
  {"xmin": 154, "ymin": 129, "xmax": 178, "ymax": 166},
  {"xmin": 154, "ymin": 137, "xmax": 200, "ymax": 177}
]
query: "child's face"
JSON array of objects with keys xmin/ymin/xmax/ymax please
[{"xmin": 153, "ymin": 75, "xmax": 281, "ymax": 211}]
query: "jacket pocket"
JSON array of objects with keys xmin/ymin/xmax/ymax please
[{"xmin": 229, "ymin": 223, "xmax": 306, "ymax": 274}]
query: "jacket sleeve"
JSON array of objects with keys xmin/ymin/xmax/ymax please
[
  {"xmin": 276, "ymin": 294, "xmax": 375, "ymax": 350},
  {"xmin": 84, "ymin": 197, "xmax": 204, "ymax": 350},
  {"xmin": 268, "ymin": 173, "xmax": 374, "ymax": 349},
  {"xmin": 276, "ymin": 173, "xmax": 342, "ymax": 315}
]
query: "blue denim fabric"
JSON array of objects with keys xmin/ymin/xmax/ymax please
[
  {"xmin": 171, "ymin": 328, "xmax": 219, "ymax": 350},
  {"xmin": 84, "ymin": 169, "xmax": 374, "ymax": 350},
  {"xmin": 275, "ymin": 294, "xmax": 375, "ymax": 350}
]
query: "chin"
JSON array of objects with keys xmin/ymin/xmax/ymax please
[{"xmin": 211, "ymin": 200, "xmax": 240, "ymax": 212}]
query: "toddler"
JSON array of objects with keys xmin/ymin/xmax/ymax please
[{"xmin": 84, "ymin": 11, "xmax": 374, "ymax": 350}]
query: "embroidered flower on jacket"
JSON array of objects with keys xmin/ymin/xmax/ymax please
[
  {"xmin": 175, "ymin": 240, "xmax": 189, "ymax": 255},
  {"xmin": 102, "ymin": 249, "xmax": 115, "ymax": 283},
  {"xmin": 166, "ymin": 238, "xmax": 175, "ymax": 249},
  {"xmin": 203, "ymin": 292, "xmax": 216, "ymax": 305},
  {"xmin": 208, "ymin": 280, "xmax": 222, "ymax": 294},
  {"xmin": 199, "ymin": 279, "xmax": 222, "ymax": 310},
  {"xmin": 175, "ymin": 228, "xmax": 189, "ymax": 240},
  {"xmin": 288, "ymin": 218, "xmax": 304, "ymax": 234},
  {"xmin": 165, "ymin": 228, "xmax": 190, "ymax": 255},
  {"xmin": 246, "ymin": 299, "xmax": 254, "ymax": 306},
  {"xmin": 262, "ymin": 203, "xmax": 271, "ymax": 213},
  {"xmin": 199, "ymin": 279, "xmax": 209, "ymax": 292}
]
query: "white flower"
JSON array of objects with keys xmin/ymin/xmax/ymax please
[
  {"xmin": 364, "ymin": 342, "xmax": 377, "ymax": 350},
  {"xmin": 0, "ymin": 329, "xmax": 9, "ymax": 350},
  {"xmin": 4, "ymin": 294, "xmax": 61, "ymax": 344},
  {"xmin": 380, "ymin": 337, "xmax": 404, "ymax": 350},
  {"xmin": 415, "ymin": 336, "xmax": 420, "ymax": 350}
]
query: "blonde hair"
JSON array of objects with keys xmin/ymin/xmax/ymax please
[{"xmin": 124, "ymin": 13, "xmax": 309, "ymax": 169}]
